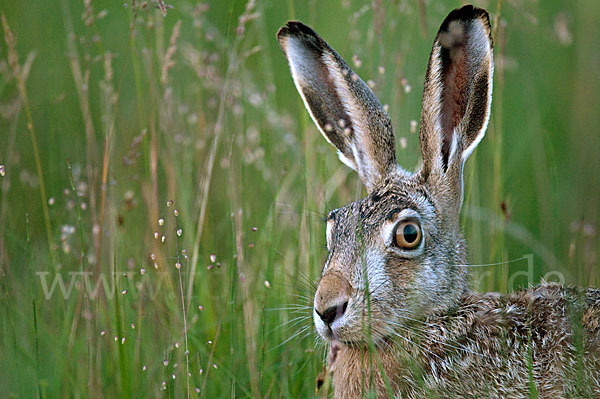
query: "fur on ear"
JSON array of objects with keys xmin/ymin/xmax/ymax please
[
  {"xmin": 277, "ymin": 21, "xmax": 400, "ymax": 192},
  {"xmin": 419, "ymin": 5, "xmax": 493, "ymax": 179}
]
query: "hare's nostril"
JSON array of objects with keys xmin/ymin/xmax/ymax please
[{"xmin": 318, "ymin": 301, "xmax": 348, "ymax": 325}]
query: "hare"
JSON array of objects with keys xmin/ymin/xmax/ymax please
[{"xmin": 277, "ymin": 5, "xmax": 600, "ymax": 398}]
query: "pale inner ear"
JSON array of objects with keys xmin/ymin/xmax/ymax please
[
  {"xmin": 439, "ymin": 21, "xmax": 469, "ymax": 170},
  {"xmin": 322, "ymin": 53, "xmax": 381, "ymax": 185},
  {"xmin": 285, "ymin": 37, "xmax": 358, "ymax": 170}
]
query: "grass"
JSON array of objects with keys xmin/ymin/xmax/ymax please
[{"xmin": 0, "ymin": 0, "xmax": 599, "ymax": 398}]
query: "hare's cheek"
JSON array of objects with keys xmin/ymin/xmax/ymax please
[
  {"xmin": 361, "ymin": 249, "xmax": 390, "ymax": 296},
  {"xmin": 392, "ymin": 264, "xmax": 421, "ymax": 297}
]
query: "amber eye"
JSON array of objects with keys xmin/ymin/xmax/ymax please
[{"xmin": 394, "ymin": 221, "xmax": 422, "ymax": 249}]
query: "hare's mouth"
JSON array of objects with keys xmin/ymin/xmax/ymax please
[
  {"xmin": 319, "ymin": 323, "xmax": 343, "ymax": 342},
  {"xmin": 327, "ymin": 340, "xmax": 343, "ymax": 368},
  {"xmin": 315, "ymin": 316, "xmax": 356, "ymax": 345}
]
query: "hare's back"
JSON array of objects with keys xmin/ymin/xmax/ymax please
[{"xmin": 452, "ymin": 284, "xmax": 600, "ymax": 397}]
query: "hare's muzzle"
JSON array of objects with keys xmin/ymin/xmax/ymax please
[{"xmin": 314, "ymin": 273, "xmax": 351, "ymax": 333}]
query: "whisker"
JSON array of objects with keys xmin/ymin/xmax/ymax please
[
  {"xmin": 449, "ymin": 256, "xmax": 527, "ymax": 268},
  {"xmin": 297, "ymin": 327, "xmax": 317, "ymax": 343},
  {"xmin": 264, "ymin": 305, "xmax": 312, "ymax": 312},
  {"xmin": 273, "ymin": 202, "xmax": 326, "ymax": 220},
  {"xmin": 295, "ymin": 269, "xmax": 319, "ymax": 288},
  {"xmin": 389, "ymin": 330, "xmax": 443, "ymax": 362},
  {"xmin": 372, "ymin": 326, "xmax": 405, "ymax": 354},
  {"xmin": 294, "ymin": 342, "xmax": 319, "ymax": 377},
  {"xmin": 291, "ymin": 294, "xmax": 314, "ymax": 302},
  {"xmin": 275, "ymin": 279, "xmax": 316, "ymax": 296},
  {"xmin": 268, "ymin": 314, "xmax": 312, "ymax": 333},
  {"xmin": 269, "ymin": 324, "xmax": 313, "ymax": 352}
]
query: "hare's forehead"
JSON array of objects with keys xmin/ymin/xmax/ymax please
[{"xmin": 328, "ymin": 186, "xmax": 435, "ymax": 228}]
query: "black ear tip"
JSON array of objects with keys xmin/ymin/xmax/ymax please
[
  {"xmin": 276, "ymin": 21, "xmax": 293, "ymax": 43},
  {"xmin": 437, "ymin": 5, "xmax": 492, "ymax": 48},
  {"xmin": 277, "ymin": 20, "xmax": 318, "ymax": 41},
  {"xmin": 447, "ymin": 5, "xmax": 489, "ymax": 22},
  {"xmin": 440, "ymin": 5, "xmax": 491, "ymax": 31}
]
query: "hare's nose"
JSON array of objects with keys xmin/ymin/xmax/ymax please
[
  {"xmin": 316, "ymin": 301, "xmax": 348, "ymax": 325},
  {"xmin": 314, "ymin": 272, "xmax": 351, "ymax": 326}
]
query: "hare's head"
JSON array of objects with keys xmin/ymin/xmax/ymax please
[{"xmin": 277, "ymin": 5, "xmax": 493, "ymax": 346}]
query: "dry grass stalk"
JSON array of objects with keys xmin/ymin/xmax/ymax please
[
  {"xmin": 161, "ymin": 20, "xmax": 182, "ymax": 85},
  {"xmin": 2, "ymin": 14, "xmax": 53, "ymax": 254}
]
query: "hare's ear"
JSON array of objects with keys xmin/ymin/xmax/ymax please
[
  {"xmin": 277, "ymin": 21, "xmax": 398, "ymax": 192},
  {"xmin": 419, "ymin": 6, "xmax": 493, "ymax": 180}
]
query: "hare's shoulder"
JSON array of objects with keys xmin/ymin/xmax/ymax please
[
  {"xmin": 423, "ymin": 285, "xmax": 600, "ymax": 396},
  {"xmin": 462, "ymin": 284, "xmax": 600, "ymax": 343}
]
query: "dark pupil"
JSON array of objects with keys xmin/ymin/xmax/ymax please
[{"xmin": 403, "ymin": 224, "xmax": 418, "ymax": 243}]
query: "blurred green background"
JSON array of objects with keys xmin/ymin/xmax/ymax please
[{"xmin": 0, "ymin": 0, "xmax": 598, "ymax": 397}]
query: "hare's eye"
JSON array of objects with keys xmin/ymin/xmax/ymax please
[{"xmin": 394, "ymin": 221, "xmax": 422, "ymax": 249}]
